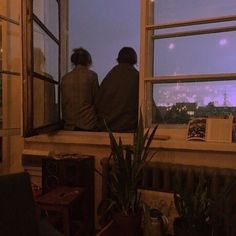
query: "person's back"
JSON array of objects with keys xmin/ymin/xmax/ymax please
[
  {"xmin": 95, "ymin": 47, "xmax": 139, "ymax": 132},
  {"xmin": 61, "ymin": 48, "xmax": 99, "ymax": 131}
]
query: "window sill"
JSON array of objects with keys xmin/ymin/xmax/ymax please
[{"xmin": 24, "ymin": 130, "xmax": 236, "ymax": 153}]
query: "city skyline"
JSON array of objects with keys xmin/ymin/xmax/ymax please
[{"xmin": 154, "ymin": 80, "xmax": 236, "ymax": 107}]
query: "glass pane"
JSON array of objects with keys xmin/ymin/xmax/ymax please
[
  {"xmin": 2, "ymin": 74, "xmax": 21, "ymax": 129},
  {"xmin": 33, "ymin": 22, "xmax": 59, "ymax": 81},
  {"xmin": 0, "ymin": 21, "xmax": 21, "ymax": 73},
  {"xmin": 0, "ymin": 0, "xmax": 20, "ymax": 23},
  {"xmin": 33, "ymin": 78, "xmax": 59, "ymax": 128},
  {"xmin": 33, "ymin": 0, "xmax": 59, "ymax": 38},
  {"xmin": 154, "ymin": 0, "xmax": 236, "ymax": 24},
  {"xmin": 154, "ymin": 31, "xmax": 236, "ymax": 76},
  {"xmin": 152, "ymin": 80, "xmax": 236, "ymax": 124}
]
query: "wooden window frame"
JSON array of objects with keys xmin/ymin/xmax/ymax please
[{"xmin": 22, "ymin": 0, "xmax": 62, "ymax": 137}]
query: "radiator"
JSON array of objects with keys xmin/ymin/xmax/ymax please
[
  {"xmin": 100, "ymin": 158, "xmax": 236, "ymax": 236},
  {"xmin": 101, "ymin": 158, "xmax": 236, "ymax": 196}
]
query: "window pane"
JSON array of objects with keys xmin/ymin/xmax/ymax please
[
  {"xmin": 33, "ymin": 78, "xmax": 59, "ymax": 128},
  {"xmin": 154, "ymin": 0, "xmax": 236, "ymax": 24},
  {"xmin": 154, "ymin": 31, "xmax": 236, "ymax": 76},
  {"xmin": 0, "ymin": 0, "xmax": 20, "ymax": 23},
  {"xmin": 1, "ymin": 74, "xmax": 21, "ymax": 129},
  {"xmin": 33, "ymin": 22, "xmax": 59, "ymax": 81},
  {"xmin": 0, "ymin": 22, "xmax": 21, "ymax": 73},
  {"xmin": 33, "ymin": 0, "xmax": 59, "ymax": 38},
  {"xmin": 152, "ymin": 80, "xmax": 236, "ymax": 124}
]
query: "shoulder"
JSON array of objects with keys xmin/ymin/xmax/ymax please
[
  {"xmin": 88, "ymin": 69, "xmax": 98, "ymax": 81},
  {"xmin": 88, "ymin": 69, "xmax": 98, "ymax": 77},
  {"xmin": 61, "ymin": 70, "xmax": 74, "ymax": 82}
]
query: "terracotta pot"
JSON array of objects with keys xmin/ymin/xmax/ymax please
[
  {"xmin": 173, "ymin": 217, "xmax": 212, "ymax": 236},
  {"xmin": 112, "ymin": 212, "xmax": 142, "ymax": 236}
]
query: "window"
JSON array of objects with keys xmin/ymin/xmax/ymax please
[
  {"xmin": 0, "ymin": 0, "xmax": 21, "ymax": 161},
  {"xmin": 69, "ymin": 0, "xmax": 140, "ymax": 82},
  {"xmin": 22, "ymin": 0, "xmax": 67, "ymax": 137},
  {"xmin": 140, "ymin": 0, "xmax": 236, "ymax": 126}
]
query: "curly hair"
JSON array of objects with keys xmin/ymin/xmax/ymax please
[{"xmin": 71, "ymin": 47, "xmax": 92, "ymax": 67}]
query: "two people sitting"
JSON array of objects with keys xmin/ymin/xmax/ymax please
[{"xmin": 61, "ymin": 47, "xmax": 139, "ymax": 132}]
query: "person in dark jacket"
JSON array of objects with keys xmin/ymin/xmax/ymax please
[
  {"xmin": 61, "ymin": 47, "xmax": 99, "ymax": 131},
  {"xmin": 95, "ymin": 47, "xmax": 139, "ymax": 132}
]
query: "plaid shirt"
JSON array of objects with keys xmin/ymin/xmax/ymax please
[{"xmin": 61, "ymin": 65, "xmax": 99, "ymax": 130}]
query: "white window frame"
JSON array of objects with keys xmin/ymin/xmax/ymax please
[{"xmin": 140, "ymin": 0, "xmax": 236, "ymax": 128}]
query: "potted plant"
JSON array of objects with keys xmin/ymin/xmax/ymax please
[
  {"xmin": 173, "ymin": 177, "xmax": 212, "ymax": 236},
  {"xmin": 98, "ymin": 111, "xmax": 158, "ymax": 235}
]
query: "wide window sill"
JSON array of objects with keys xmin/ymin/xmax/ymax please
[{"xmin": 24, "ymin": 130, "xmax": 236, "ymax": 153}]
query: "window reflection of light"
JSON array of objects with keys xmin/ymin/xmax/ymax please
[
  {"xmin": 219, "ymin": 38, "xmax": 227, "ymax": 46},
  {"xmin": 168, "ymin": 43, "xmax": 175, "ymax": 50}
]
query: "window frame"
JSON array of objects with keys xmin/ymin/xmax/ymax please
[
  {"xmin": 140, "ymin": 0, "xmax": 236, "ymax": 127},
  {"xmin": 0, "ymin": 11, "xmax": 22, "ymax": 162},
  {"xmin": 22, "ymin": 0, "xmax": 62, "ymax": 137}
]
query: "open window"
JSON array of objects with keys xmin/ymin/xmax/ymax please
[
  {"xmin": 22, "ymin": 0, "xmax": 67, "ymax": 137},
  {"xmin": 140, "ymin": 0, "xmax": 236, "ymax": 127}
]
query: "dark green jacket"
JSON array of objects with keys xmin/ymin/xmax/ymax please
[{"xmin": 95, "ymin": 63, "xmax": 139, "ymax": 132}]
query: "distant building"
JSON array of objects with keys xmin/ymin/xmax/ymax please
[{"xmin": 176, "ymin": 102, "xmax": 197, "ymax": 117}]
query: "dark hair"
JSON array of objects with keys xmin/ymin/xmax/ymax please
[
  {"xmin": 71, "ymin": 47, "xmax": 92, "ymax": 67},
  {"xmin": 117, "ymin": 47, "xmax": 137, "ymax": 65}
]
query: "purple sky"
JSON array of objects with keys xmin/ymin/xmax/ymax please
[
  {"xmin": 69, "ymin": 0, "xmax": 236, "ymax": 107},
  {"xmin": 69, "ymin": 0, "xmax": 139, "ymax": 83}
]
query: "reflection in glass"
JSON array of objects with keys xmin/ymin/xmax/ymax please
[
  {"xmin": 152, "ymin": 80, "xmax": 236, "ymax": 124},
  {"xmin": 2, "ymin": 74, "xmax": 21, "ymax": 129},
  {"xmin": 33, "ymin": 0, "xmax": 59, "ymax": 38},
  {"xmin": 0, "ymin": 0, "xmax": 20, "ymax": 23},
  {"xmin": 154, "ymin": 31, "xmax": 236, "ymax": 76},
  {"xmin": 33, "ymin": 22, "xmax": 59, "ymax": 81},
  {"xmin": 154, "ymin": 0, "xmax": 236, "ymax": 24},
  {"xmin": 33, "ymin": 78, "xmax": 58, "ymax": 128},
  {"xmin": 0, "ymin": 21, "xmax": 21, "ymax": 73}
]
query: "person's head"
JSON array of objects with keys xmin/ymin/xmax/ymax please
[
  {"xmin": 117, "ymin": 47, "xmax": 137, "ymax": 65},
  {"xmin": 71, "ymin": 47, "xmax": 92, "ymax": 67}
]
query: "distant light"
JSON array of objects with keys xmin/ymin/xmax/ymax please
[
  {"xmin": 168, "ymin": 43, "xmax": 175, "ymax": 50},
  {"xmin": 150, "ymin": 0, "xmax": 155, "ymax": 2},
  {"xmin": 219, "ymin": 38, "xmax": 227, "ymax": 46}
]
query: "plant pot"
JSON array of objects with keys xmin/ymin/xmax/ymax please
[
  {"xmin": 173, "ymin": 217, "xmax": 212, "ymax": 236},
  {"xmin": 113, "ymin": 212, "xmax": 142, "ymax": 236}
]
